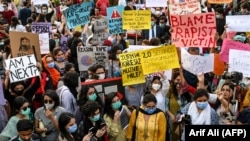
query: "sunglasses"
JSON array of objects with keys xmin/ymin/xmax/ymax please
[
  {"xmin": 44, "ymin": 100, "xmax": 53, "ymax": 104},
  {"xmin": 22, "ymin": 105, "xmax": 30, "ymax": 111}
]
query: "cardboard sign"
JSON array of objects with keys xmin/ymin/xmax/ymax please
[
  {"xmin": 169, "ymin": 1, "xmax": 201, "ymax": 15},
  {"xmin": 122, "ymin": 10, "xmax": 151, "ymax": 30},
  {"xmin": 140, "ymin": 45, "xmax": 180, "ymax": 75},
  {"xmin": 229, "ymin": 49, "xmax": 250, "ymax": 77},
  {"xmin": 107, "ymin": 6, "xmax": 124, "ymax": 34},
  {"xmin": 220, "ymin": 39, "xmax": 250, "ymax": 63},
  {"xmin": 77, "ymin": 46, "xmax": 108, "ymax": 71},
  {"xmin": 145, "ymin": 0, "xmax": 167, "ymax": 7},
  {"xmin": 181, "ymin": 48, "xmax": 214, "ymax": 75},
  {"xmin": 170, "ymin": 13, "xmax": 216, "ymax": 47},
  {"xmin": 63, "ymin": 2, "xmax": 91, "ymax": 29},
  {"xmin": 119, "ymin": 51, "xmax": 145, "ymax": 86},
  {"xmin": 5, "ymin": 55, "xmax": 40, "ymax": 83},
  {"xmin": 9, "ymin": 31, "xmax": 41, "ymax": 62}
]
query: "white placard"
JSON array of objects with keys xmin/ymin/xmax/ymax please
[
  {"xmin": 169, "ymin": 2, "xmax": 201, "ymax": 15},
  {"xmin": 229, "ymin": 49, "xmax": 250, "ymax": 77},
  {"xmin": 145, "ymin": 0, "xmax": 167, "ymax": 7},
  {"xmin": 226, "ymin": 15, "xmax": 250, "ymax": 32},
  {"xmin": 5, "ymin": 55, "xmax": 40, "ymax": 83},
  {"xmin": 39, "ymin": 33, "xmax": 49, "ymax": 54},
  {"xmin": 181, "ymin": 48, "xmax": 214, "ymax": 75},
  {"xmin": 31, "ymin": 0, "xmax": 49, "ymax": 6}
]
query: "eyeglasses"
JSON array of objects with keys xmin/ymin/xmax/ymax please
[
  {"xmin": 21, "ymin": 105, "xmax": 30, "ymax": 111},
  {"xmin": 44, "ymin": 100, "xmax": 53, "ymax": 104}
]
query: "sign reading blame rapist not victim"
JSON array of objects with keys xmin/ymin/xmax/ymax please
[{"xmin": 170, "ymin": 13, "xmax": 216, "ymax": 47}]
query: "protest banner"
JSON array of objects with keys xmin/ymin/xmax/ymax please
[
  {"xmin": 119, "ymin": 51, "xmax": 145, "ymax": 86},
  {"xmin": 208, "ymin": 0, "xmax": 232, "ymax": 4},
  {"xmin": 59, "ymin": 36, "xmax": 68, "ymax": 53},
  {"xmin": 140, "ymin": 45, "xmax": 180, "ymax": 75},
  {"xmin": 170, "ymin": 13, "xmax": 216, "ymax": 47},
  {"xmin": 122, "ymin": 10, "xmax": 151, "ymax": 30},
  {"xmin": 169, "ymin": 1, "xmax": 201, "ymax": 15},
  {"xmin": 226, "ymin": 15, "xmax": 250, "ymax": 32},
  {"xmin": 31, "ymin": 0, "xmax": 48, "ymax": 5},
  {"xmin": 9, "ymin": 31, "xmax": 41, "ymax": 62},
  {"xmin": 31, "ymin": 22, "xmax": 52, "ymax": 34},
  {"xmin": 145, "ymin": 0, "xmax": 167, "ymax": 7},
  {"xmin": 181, "ymin": 48, "xmax": 214, "ymax": 75},
  {"xmin": 63, "ymin": 2, "xmax": 91, "ymax": 29},
  {"xmin": 229, "ymin": 49, "xmax": 250, "ymax": 77},
  {"xmin": 220, "ymin": 39, "xmax": 250, "ymax": 62},
  {"xmin": 107, "ymin": 6, "xmax": 124, "ymax": 34},
  {"xmin": 126, "ymin": 45, "xmax": 159, "ymax": 52},
  {"xmin": 5, "ymin": 55, "xmax": 40, "ymax": 83},
  {"xmin": 38, "ymin": 33, "xmax": 49, "ymax": 54},
  {"xmin": 92, "ymin": 17, "xmax": 109, "ymax": 45},
  {"xmin": 77, "ymin": 46, "xmax": 108, "ymax": 71},
  {"xmin": 213, "ymin": 53, "xmax": 225, "ymax": 76}
]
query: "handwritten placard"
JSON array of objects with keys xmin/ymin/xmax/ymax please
[
  {"xmin": 5, "ymin": 55, "xmax": 40, "ymax": 83},
  {"xmin": 92, "ymin": 17, "xmax": 108, "ymax": 45},
  {"xmin": 170, "ymin": 13, "xmax": 216, "ymax": 47},
  {"xmin": 226, "ymin": 15, "xmax": 250, "ymax": 32},
  {"xmin": 208, "ymin": 0, "xmax": 232, "ymax": 4},
  {"xmin": 31, "ymin": 22, "xmax": 51, "ymax": 34},
  {"xmin": 145, "ymin": 0, "xmax": 167, "ymax": 7},
  {"xmin": 140, "ymin": 45, "xmax": 180, "ymax": 75},
  {"xmin": 220, "ymin": 39, "xmax": 250, "ymax": 63},
  {"xmin": 181, "ymin": 48, "xmax": 214, "ymax": 75},
  {"xmin": 31, "ymin": 0, "xmax": 48, "ymax": 5},
  {"xmin": 119, "ymin": 51, "xmax": 145, "ymax": 86},
  {"xmin": 169, "ymin": 0, "xmax": 197, "ymax": 4},
  {"xmin": 38, "ymin": 33, "xmax": 49, "ymax": 54},
  {"xmin": 229, "ymin": 49, "xmax": 250, "ymax": 77},
  {"xmin": 107, "ymin": 6, "xmax": 124, "ymax": 34},
  {"xmin": 122, "ymin": 10, "xmax": 151, "ymax": 30},
  {"xmin": 63, "ymin": 2, "xmax": 91, "ymax": 29},
  {"xmin": 169, "ymin": 1, "xmax": 201, "ymax": 15},
  {"xmin": 77, "ymin": 46, "xmax": 108, "ymax": 71}
]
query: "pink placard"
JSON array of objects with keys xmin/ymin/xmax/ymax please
[
  {"xmin": 170, "ymin": 13, "xmax": 216, "ymax": 47},
  {"xmin": 220, "ymin": 39, "xmax": 250, "ymax": 63}
]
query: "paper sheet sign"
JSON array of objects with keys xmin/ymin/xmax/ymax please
[
  {"xmin": 229, "ymin": 49, "xmax": 250, "ymax": 77},
  {"xmin": 220, "ymin": 39, "xmax": 250, "ymax": 63},
  {"xmin": 208, "ymin": 0, "xmax": 232, "ymax": 3},
  {"xmin": 181, "ymin": 48, "xmax": 214, "ymax": 75},
  {"xmin": 226, "ymin": 15, "xmax": 250, "ymax": 32},
  {"xmin": 169, "ymin": 1, "xmax": 201, "ymax": 15},
  {"xmin": 119, "ymin": 51, "xmax": 145, "ymax": 86},
  {"xmin": 5, "ymin": 55, "xmax": 40, "ymax": 83},
  {"xmin": 170, "ymin": 13, "xmax": 216, "ymax": 47},
  {"xmin": 140, "ymin": 45, "xmax": 180, "ymax": 75},
  {"xmin": 122, "ymin": 10, "xmax": 151, "ymax": 30},
  {"xmin": 145, "ymin": 0, "xmax": 167, "ymax": 7},
  {"xmin": 107, "ymin": 6, "xmax": 124, "ymax": 34}
]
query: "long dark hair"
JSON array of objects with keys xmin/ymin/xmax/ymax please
[
  {"xmin": 43, "ymin": 90, "xmax": 60, "ymax": 109},
  {"xmin": 214, "ymin": 82, "xmax": 234, "ymax": 110},
  {"xmin": 12, "ymin": 96, "xmax": 29, "ymax": 116},
  {"xmin": 78, "ymin": 85, "xmax": 103, "ymax": 106},
  {"xmin": 63, "ymin": 72, "xmax": 79, "ymax": 99},
  {"xmin": 104, "ymin": 92, "xmax": 121, "ymax": 119},
  {"xmin": 58, "ymin": 112, "xmax": 75, "ymax": 141}
]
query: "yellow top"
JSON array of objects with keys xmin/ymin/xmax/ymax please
[
  {"xmin": 241, "ymin": 89, "xmax": 250, "ymax": 111},
  {"xmin": 126, "ymin": 107, "xmax": 167, "ymax": 141}
]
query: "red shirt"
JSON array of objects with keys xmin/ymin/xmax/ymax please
[
  {"xmin": 2, "ymin": 10, "xmax": 15, "ymax": 24},
  {"xmin": 96, "ymin": 0, "xmax": 109, "ymax": 16}
]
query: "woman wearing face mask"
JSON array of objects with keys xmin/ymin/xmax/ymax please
[
  {"xmin": 42, "ymin": 55, "xmax": 61, "ymax": 89},
  {"xmin": 53, "ymin": 48, "xmax": 67, "ymax": 75},
  {"xmin": 75, "ymin": 85, "xmax": 104, "ymax": 125},
  {"xmin": 142, "ymin": 72, "xmax": 170, "ymax": 112},
  {"xmin": 0, "ymin": 96, "xmax": 32, "ymax": 141},
  {"xmin": 80, "ymin": 101, "xmax": 108, "ymax": 141},
  {"xmin": 126, "ymin": 94, "xmax": 167, "ymax": 141},
  {"xmin": 93, "ymin": 64, "xmax": 107, "ymax": 80},
  {"xmin": 34, "ymin": 90, "xmax": 66, "ymax": 141},
  {"xmin": 179, "ymin": 89, "xmax": 219, "ymax": 141},
  {"xmin": 103, "ymin": 92, "xmax": 131, "ymax": 141}
]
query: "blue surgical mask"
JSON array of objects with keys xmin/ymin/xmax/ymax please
[
  {"xmin": 67, "ymin": 123, "xmax": 77, "ymax": 133},
  {"xmin": 90, "ymin": 114, "xmax": 100, "ymax": 122},
  {"xmin": 196, "ymin": 102, "xmax": 208, "ymax": 110},
  {"xmin": 88, "ymin": 93, "xmax": 97, "ymax": 101},
  {"xmin": 21, "ymin": 107, "xmax": 31, "ymax": 116},
  {"xmin": 48, "ymin": 62, "xmax": 55, "ymax": 68},
  {"xmin": 112, "ymin": 101, "xmax": 122, "ymax": 110},
  {"xmin": 54, "ymin": 39, "xmax": 60, "ymax": 44},
  {"xmin": 216, "ymin": 15, "xmax": 220, "ymax": 19},
  {"xmin": 145, "ymin": 107, "xmax": 156, "ymax": 114},
  {"xmin": 56, "ymin": 57, "xmax": 64, "ymax": 62}
]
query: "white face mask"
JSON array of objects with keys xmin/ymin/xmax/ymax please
[
  {"xmin": 152, "ymin": 84, "xmax": 161, "ymax": 91},
  {"xmin": 155, "ymin": 11, "xmax": 161, "ymax": 16},
  {"xmin": 98, "ymin": 73, "xmax": 105, "ymax": 80},
  {"xmin": 52, "ymin": 29, "xmax": 57, "ymax": 33},
  {"xmin": 45, "ymin": 103, "xmax": 54, "ymax": 110}
]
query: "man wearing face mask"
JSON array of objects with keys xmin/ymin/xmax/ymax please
[
  {"xmin": 238, "ymin": 2, "xmax": 250, "ymax": 15},
  {"xmin": 32, "ymin": 2, "xmax": 54, "ymax": 22},
  {"xmin": 2, "ymin": 3, "xmax": 15, "ymax": 25},
  {"xmin": 142, "ymin": 14, "xmax": 163, "ymax": 41}
]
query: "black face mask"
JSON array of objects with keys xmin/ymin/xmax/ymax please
[{"xmin": 13, "ymin": 89, "xmax": 24, "ymax": 96}]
